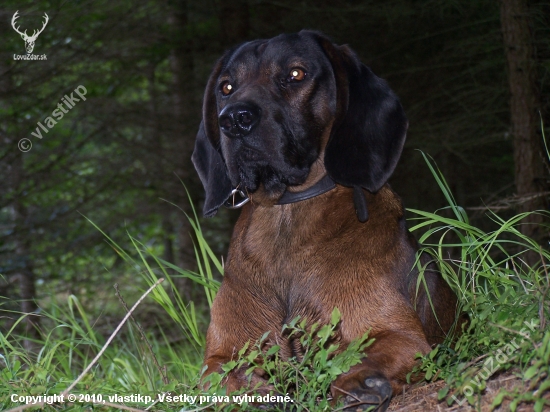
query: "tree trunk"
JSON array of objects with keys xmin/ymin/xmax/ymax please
[
  {"xmin": 168, "ymin": 0, "xmax": 198, "ymax": 300},
  {"xmin": 0, "ymin": 34, "xmax": 41, "ymax": 350},
  {"xmin": 219, "ymin": 0, "xmax": 250, "ymax": 45},
  {"xmin": 145, "ymin": 62, "xmax": 176, "ymax": 267},
  {"xmin": 500, "ymin": 0, "xmax": 546, "ymax": 246},
  {"xmin": 12, "ymin": 154, "xmax": 41, "ymax": 353}
]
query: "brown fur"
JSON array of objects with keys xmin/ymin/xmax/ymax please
[{"xmin": 204, "ymin": 185, "xmax": 457, "ymax": 396}]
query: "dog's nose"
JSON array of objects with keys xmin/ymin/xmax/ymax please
[{"xmin": 218, "ymin": 103, "xmax": 261, "ymax": 138}]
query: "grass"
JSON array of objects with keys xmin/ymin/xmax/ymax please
[
  {"xmin": 1, "ymin": 156, "xmax": 549, "ymax": 411},
  {"xmin": 406, "ymin": 153, "xmax": 550, "ymax": 411}
]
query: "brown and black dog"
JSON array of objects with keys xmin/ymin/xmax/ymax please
[{"xmin": 192, "ymin": 30, "xmax": 458, "ymax": 411}]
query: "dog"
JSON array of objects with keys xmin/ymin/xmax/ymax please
[{"xmin": 192, "ymin": 30, "xmax": 458, "ymax": 411}]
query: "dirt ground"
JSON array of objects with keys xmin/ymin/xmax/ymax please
[{"xmin": 387, "ymin": 370, "xmax": 548, "ymax": 411}]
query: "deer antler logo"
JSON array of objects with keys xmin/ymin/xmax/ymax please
[{"xmin": 11, "ymin": 11, "xmax": 49, "ymax": 54}]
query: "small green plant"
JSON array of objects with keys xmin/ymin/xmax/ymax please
[{"xmin": 203, "ymin": 308, "xmax": 373, "ymax": 411}]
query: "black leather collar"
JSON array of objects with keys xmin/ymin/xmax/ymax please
[
  {"xmin": 277, "ymin": 174, "xmax": 336, "ymax": 205},
  {"xmin": 224, "ymin": 175, "xmax": 337, "ymax": 209}
]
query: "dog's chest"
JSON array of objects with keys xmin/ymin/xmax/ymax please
[
  {"xmin": 237, "ymin": 203, "xmax": 340, "ymax": 270},
  {"xmin": 221, "ymin": 190, "xmax": 417, "ymax": 343},
  {"xmin": 229, "ymin": 202, "xmax": 391, "ymax": 298}
]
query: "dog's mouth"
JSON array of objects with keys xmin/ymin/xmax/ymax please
[
  {"xmin": 236, "ymin": 157, "xmax": 310, "ymax": 195},
  {"xmin": 221, "ymin": 117, "xmax": 321, "ymax": 197}
]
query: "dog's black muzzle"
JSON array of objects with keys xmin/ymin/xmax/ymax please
[{"xmin": 218, "ymin": 102, "xmax": 262, "ymax": 139}]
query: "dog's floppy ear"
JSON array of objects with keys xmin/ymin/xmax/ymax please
[
  {"xmin": 315, "ymin": 34, "xmax": 408, "ymax": 194},
  {"xmin": 191, "ymin": 55, "xmax": 233, "ymax": 217},
  {"xmin": 192, "ymin": 122, "xmax": 232, "ymax": 217}
]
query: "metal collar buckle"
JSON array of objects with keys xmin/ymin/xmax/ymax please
[{"xmin": 225, "ymin": 188, "xmax": 250, "ymax": 209}]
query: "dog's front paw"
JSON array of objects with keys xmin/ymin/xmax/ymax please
[{"xmin": 342, "ymin": 376, "xmax": 392, "ymax": 412}]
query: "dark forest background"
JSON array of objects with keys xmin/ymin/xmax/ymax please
[{"xmin": 1, "ymin": 0, "xmax": 549, "ymax": 337}]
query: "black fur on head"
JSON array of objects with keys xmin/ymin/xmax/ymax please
[
  {"xmin": 310, "ymin": 31, "xmax": 408, "ymax": 194},
  {"xmin": 192, "ymin": 31, "xmax": 408, "ymax": 218},
  {"xmin": 192, "ymin": 53, "xmax": 234, "ymax": 217}
]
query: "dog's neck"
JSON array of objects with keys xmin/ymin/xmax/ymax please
[
  {"xmin": 278, "ymin": 152, "xmax": 335, "ymax": 203},
  {"xmin": 277, "ymin": 174, "xmax": 335, "ymax": 204},
  {"xmin": 232, "ymin": 125, "xmax": 335, "ymax": 208},
  {"xmin": 228, "ymin": 155, "xmax": 336, "ymax": 208}
]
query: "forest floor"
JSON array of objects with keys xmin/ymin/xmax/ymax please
[{"xmin": 387, "ymin": 370, "xmax": 545, "ymax": 411}]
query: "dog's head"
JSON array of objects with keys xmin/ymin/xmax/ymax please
[{"xmin": 192, "ymin": 30, "xmax": 408, "ymax": 217}]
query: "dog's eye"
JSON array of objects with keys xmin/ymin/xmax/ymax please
[
  {"xmin": 220, "ymin": 81, "xmax": 234, "ymax": 95},
  {"xmin": 288, "ymin": 68, "xmax": 306, "ymax": 82}
]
